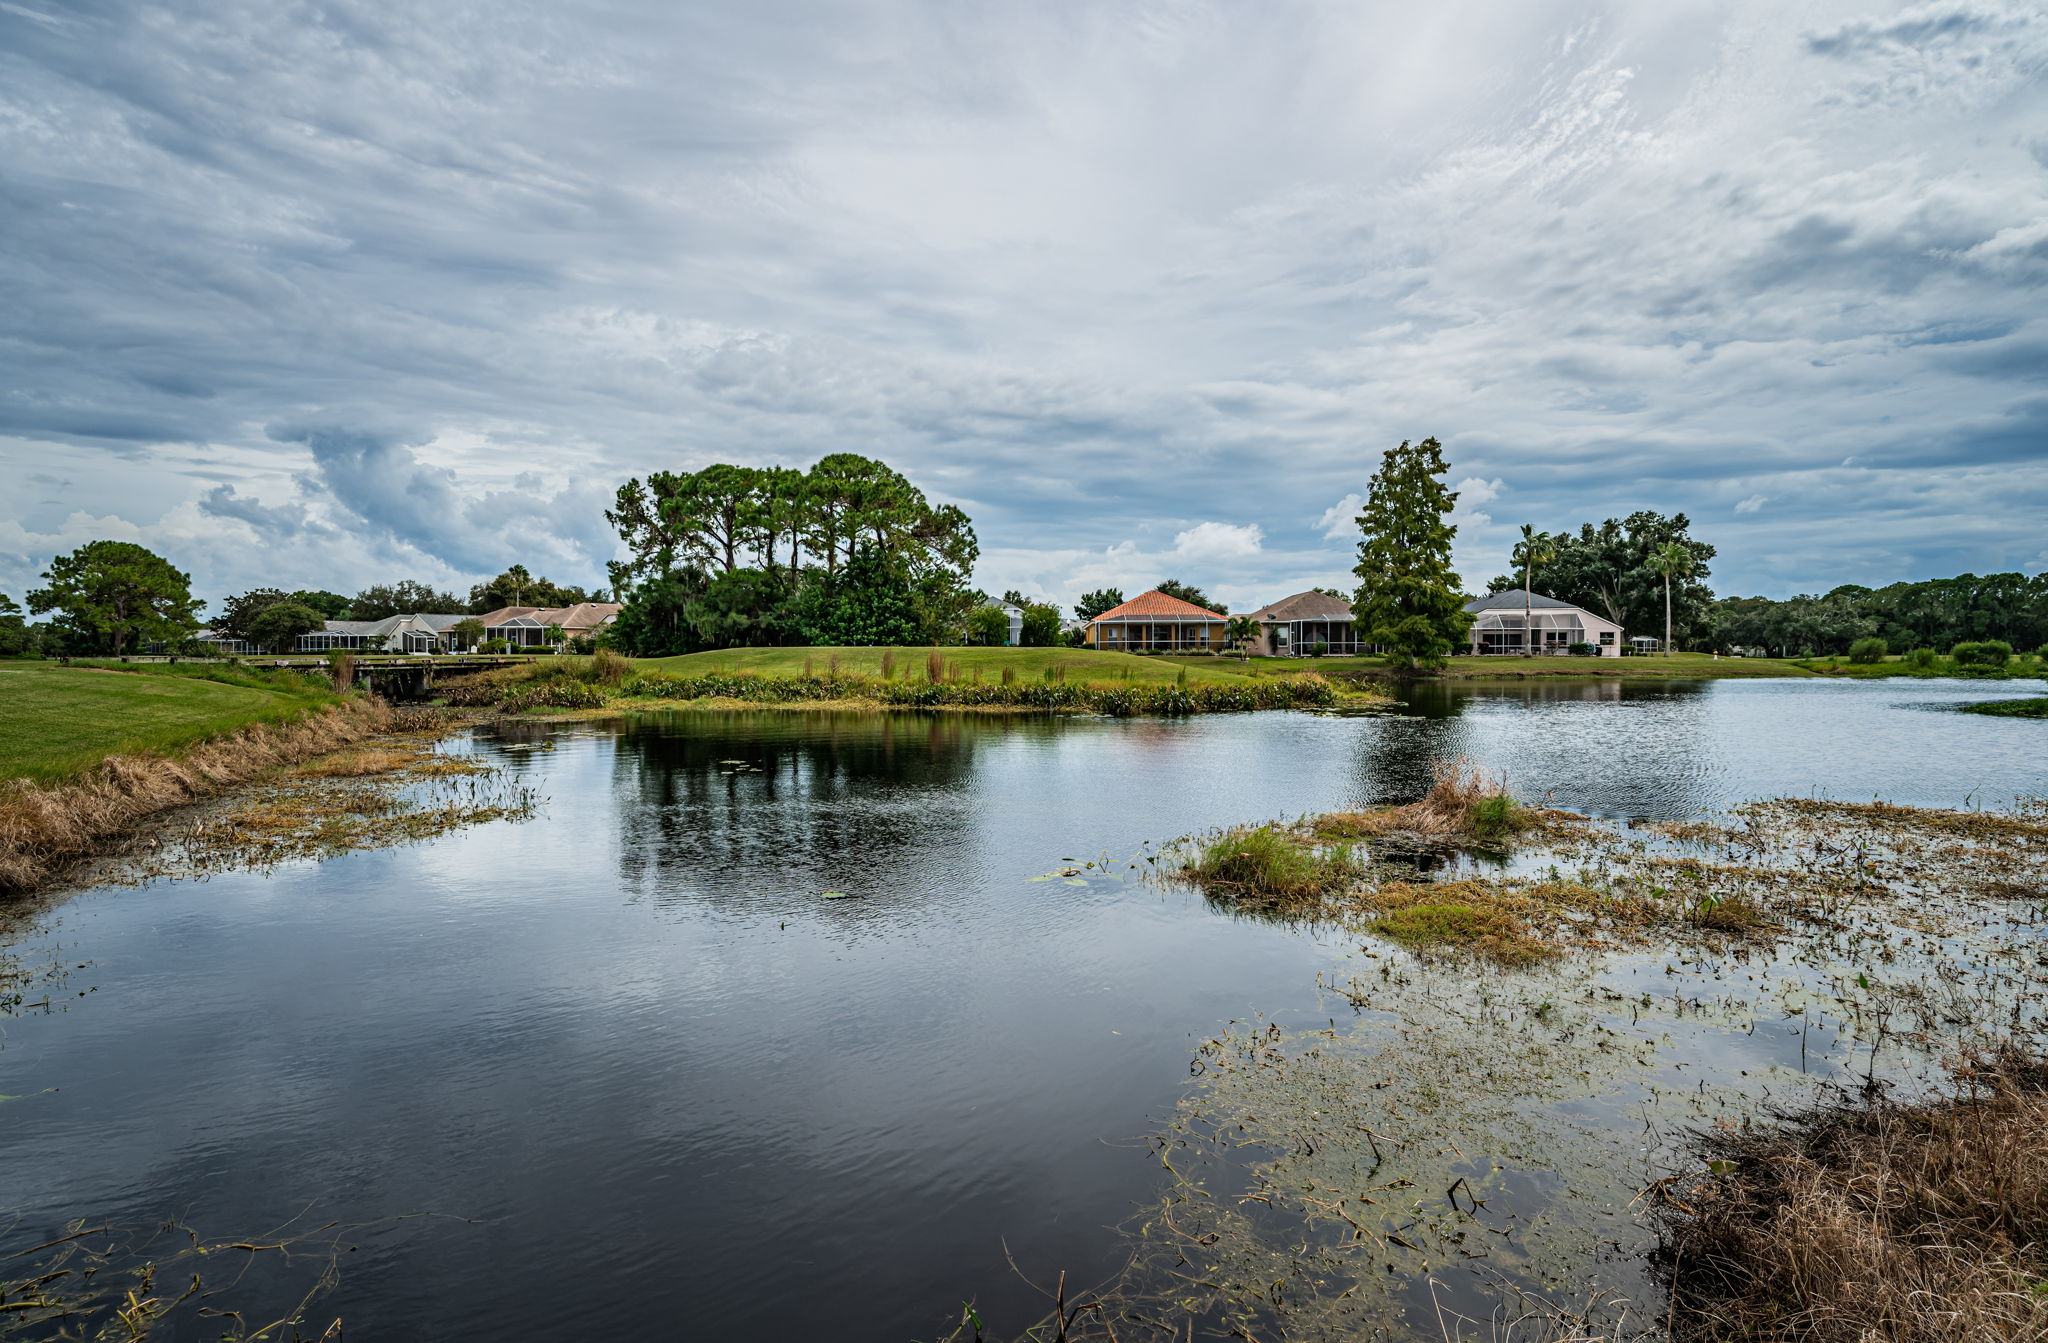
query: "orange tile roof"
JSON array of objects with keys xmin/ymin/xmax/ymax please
[{"xmin": 1090, "ymin": 590, "xmax": 1228, "ymax": 621}]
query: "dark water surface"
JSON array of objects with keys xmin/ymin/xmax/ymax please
[{"xmin": 1, "ymin": 677, "xmax": 2043, "ymax": 1340}]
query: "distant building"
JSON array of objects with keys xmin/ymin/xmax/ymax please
[
  {"xmin": 983, "ymin": 601, "xmax": 1025, "ymax": 646},
  {"xmin": 295, "ymin": 614, "xmax": 460, "ymax": 654},
  {"xmin": 1242, "ymin": 591, "xmax": 1364, "ymax": 657},
  {"xmin": 1462, "ymin": 591, "xmax": 1622, "ymax": 657},
  {"xmin": 1084, "ymin": 590, "xmax": 1229, "ymax": 653},
  {"xmin": 476, "ymin": 603, "xmax": 623, "ymax": 648}
]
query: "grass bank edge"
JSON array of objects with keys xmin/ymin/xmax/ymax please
[
  {"xmin": 464, "ymin": 650, "xmax": 1383, "ymax": 717},
  {"xmin": 0, "ymin": 662, "xmax": 355, "ymax": 786}
]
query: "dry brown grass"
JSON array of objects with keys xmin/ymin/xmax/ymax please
[
  {"xmin": 1312, "ymin": 755, "xmax": 1551, "ymax": 844},
  {"xmin": 0, "ymin": 697, "xmax": 391, "ymax": 892},
  {"xmin": 1654, "ymin": 1051, "xmax": 2048, "ymax": 1343}
]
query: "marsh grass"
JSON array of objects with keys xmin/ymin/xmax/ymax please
[
  {"xmin": 881, "ymin": 651, "xmax": 897, "ymax": 680},
  {"xmin": 1187, "ymin": 824, "xmax": 1358, "ymax": 900},
  {"xmin": 1653, "ymin": 1050, "xmax": 2048, "ymax": 1343},
  {"xmin": 1313, "ymin": 756, "xmax": 1543, "ymax": 844},
  {"xmin": 927, "ymin": 650, "xmax": 946, "ymax": 683}
]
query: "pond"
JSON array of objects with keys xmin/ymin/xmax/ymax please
[{"xmin": 1, "ymin": 676, "xmax": 2043, "ymax": 1340}]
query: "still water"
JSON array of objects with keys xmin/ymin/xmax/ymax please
[{"xmin": 1, "ymin": 677, "xmax": 2042, "ymax": 1339}]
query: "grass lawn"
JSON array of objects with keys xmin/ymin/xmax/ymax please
[
  {"xmin": 0, "ymin": 663, "xmax": 339, "ymax": 783},
  {"xmin": 1188, "ymin": 651, "xmax": 1818, "ymax": 679},
  {"xmin": 636, "ymin": 645, "xmax": 1269, "ymax": 685}
]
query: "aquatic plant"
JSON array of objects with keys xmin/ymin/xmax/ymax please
[
  {"xmin": 1186, "ymin": 824, "xmax": 1354, "ymax": 899},
  {"xmin": 1959, "ymin": 697, "xmax": 2048, "ymax": 718}
]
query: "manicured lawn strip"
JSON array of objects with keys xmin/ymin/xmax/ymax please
[
  {"xmin": 0, "ymin": 664, "xmax": 340, "ymax": 783},
  {"xmin": 637, "ymin": 645, "xmax": 1260, "ymax": 685},
  {"xmin": 1186, "ymin": 652, "xmax": 1818, "ymax": 679}
]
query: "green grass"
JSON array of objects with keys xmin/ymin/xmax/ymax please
[
  {"xmin": 1192, "ymin": 651, "xmax": 1817, "ymax": 679},
  {"xmin": 1797, "ymin": 654, "xmax": 2047, "ymax": 681},
  {"xmin": 635, "ymin": 645, "xmax": 1258, "ymax": 686},
  {"xmin": 0, "ymin": 663, "xmax": 341, "ymax": 783}
]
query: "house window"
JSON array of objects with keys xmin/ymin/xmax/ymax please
[{"xmin": 1599, "ymin": 631, "xmax": 1615, "ymax": 645}]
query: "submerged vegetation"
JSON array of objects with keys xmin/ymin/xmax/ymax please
[
  {"xmin": 1958, "ymin": 696, "xmax": 2048, "ymax": 718},
  {"xmin": 941, "ymin": 776, "xmax": 2048, "ymax": 1342}
]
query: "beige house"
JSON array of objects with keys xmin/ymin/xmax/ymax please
[
  {"xmin": 1085, "ymin": 590, "xmax": 1230, "ymax": 653},
  {"xmin": 1242, "ymin": 590, "xmax": 1363, "ymax": 657},
  {"xmin": 1463, "ymin": 591, "xmax": 1623, "ymax": 657},
  {"xmin": 477, "ymin": 602, "xmax": 622, "ymax": 648}
]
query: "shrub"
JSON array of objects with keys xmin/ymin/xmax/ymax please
[
  {"xmin": 1950, "ymin": 640, "xmax": 2013, "ymax": 667},
  {"xmin": 1306, "ymin": 640, "xmax": 1329, "ymax": 657},
  {"xmin": 1903, "ymin": 647, "xmax": 1939, "ymax": 670},
  {"xmin": 1846, "ymin": 636, "xmax": 1887, "ymax": 664}
]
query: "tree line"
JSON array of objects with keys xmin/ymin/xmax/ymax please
[
  {"xmin": 1713, "ymin": 575, "xmax": 2048, "ymax": 659},
  {"xmin": 602, "ymin": 453, "xmax": 983, "ymax": 654},
  {"xmin": 0, "ymin": 540, "xmax": 606, "ymax": 657}
]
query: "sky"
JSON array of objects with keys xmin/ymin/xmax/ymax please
[{"xmin": 1, "ymin": 0, "xmax": 2044, "ymax": 616}]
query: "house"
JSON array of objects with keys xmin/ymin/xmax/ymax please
[
  {"xmin": 1462, "ymin": 591, "xmax": 1623, "ymax": 657},
  {"xmin": 476, "ymin": 602, "xmax": 623, "ymax": 648},
  {"xmin": 1242, "ymin": 590, "xmax": 1364, "ymax": 657},
  {"xmin": 192, "ymin": 629, "xmax": 259, "ymax": 656},
  {"xmin": 1085, "ymin": 590, "xmax": 1231, "ymax": 653},
  {"xmin": 295, "ymin": 614, "xmax": 457, "ymax": 654},
  {"xmin": 983, "ymin": 601, "xmax": 1025, "ymax": 646}
]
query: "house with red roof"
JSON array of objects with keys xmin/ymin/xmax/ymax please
[{"xmin": 1084, "ymin": 589, "xmax": 1231, "ymax": 653}]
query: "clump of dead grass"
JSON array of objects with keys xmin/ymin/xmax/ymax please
[
  {"xmin": 0, "ymin": 698, "xmax": 391, "ymax": 893},
  {"xmin": 1312, "ymin": 755, "xmax": 1548, "ymax": 846},
  {"xmin": 1653, "ymin": 1049, "xmax": 2048, "ymax": 1343}
]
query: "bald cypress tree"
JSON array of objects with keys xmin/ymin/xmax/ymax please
[{"xmin": 1351, "ymin": 437, "xmax": 1472, "ymax": 669}]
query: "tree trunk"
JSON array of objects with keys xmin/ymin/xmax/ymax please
[
  {"xmin": 1523, "ymin": 562, "xmax": 1533, "ymax": 657},
  {"xmin": 1664, "ymin": 575, "xmax": 1672, "ymax": 656}
]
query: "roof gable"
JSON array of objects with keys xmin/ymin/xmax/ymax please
[
  {"xmin": 1247, "ymin": 590, "xmax": 1353, "ymax": 622},
  {"xmin": 1463, "ymin": 590, "xmax": 1584, "ymax": 613},
  {"xmin": 1091, "ymin": 589, "xmax": 1229, "ymax": 621}
]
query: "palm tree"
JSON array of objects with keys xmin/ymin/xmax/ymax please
[
  {"xmin": 1512, "ymin": 525, "xmax": 1554, "ymax": 657},
  {"xmin": 1648, "ymin": 541, "xmax": 1693, "ymax": 657},
  {"xmin": 1224, "ymin": 615, "xmax": 1260, "ymax": 660}
]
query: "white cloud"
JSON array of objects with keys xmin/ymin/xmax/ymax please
[
  {"xmin": 1735, "ymin": 494, "xmax": 1769, "ymax": 513},
  {"xmin": 1454, "ymin": 477, "xmax": 1505, "ymax": 507},
  {"xmin": 1316, "ymin": 493, "xmax": 1364, "ymax": 538},
  {"xmin": 1172, "ymin": 521, "xmax": 1263, "ymax": 561}
]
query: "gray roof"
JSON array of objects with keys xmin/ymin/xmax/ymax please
[
  {"xmin": 1246, "ymin": 590, "xmax": 1354, "ymax": 622},
  {"xmin": 319, "ymin": 614, "xmax": 460, "ymax": 636},
  {"xmin": 1463, "ymin": 591, "xmax": 1587, "ymax": 614}
]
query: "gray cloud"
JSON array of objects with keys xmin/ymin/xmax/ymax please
[{"xmin": 1, "ymin": 0, "xmax": 2045, "ymax": 608}]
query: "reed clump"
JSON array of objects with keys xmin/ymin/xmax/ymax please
[
  {"xmin": 1654, "ymin": 1050, "xmax": 2048, "ymax": 1343},
  {"xmin": 0, "ymin": 697, "xmax": 391, "ymax": 892},
  {"xmin": 1186, "ymin": 824, "xmax": 1358, "ymax": 900},
  {"xmin": 1312, "ymin": 756, "xmax": 1545, "ymax": 845}
]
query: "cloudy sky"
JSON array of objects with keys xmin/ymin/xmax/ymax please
[{"xmin": 2, "ymin": 0, "xmax": 2044, "ymax": 614}]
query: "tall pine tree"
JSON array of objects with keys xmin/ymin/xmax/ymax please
[{"xmin": 1351, "ymin": 438, "xmax": 1472, "ymax": 669}]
